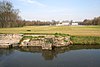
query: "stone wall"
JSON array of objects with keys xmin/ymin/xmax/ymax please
[
  {"xmin": 0, "ymin": 34, "xmax": 22, "ymax": 48},
  {"xmin": 0, "ymin": 34, "xmax": 71, "ymax": 50},
  {"xmin": 20, "ymin": 35, "xmax": 71, "ymax": 50}
]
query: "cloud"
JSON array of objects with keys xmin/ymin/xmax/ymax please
[{"xmin": 19, "ymin": 0, "xmax": 46, "ymax": 7}]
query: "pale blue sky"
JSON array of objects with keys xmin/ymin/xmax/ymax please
[{"xmin": 5, "ymin": 0, "xmax": 100, "ymax": 21}]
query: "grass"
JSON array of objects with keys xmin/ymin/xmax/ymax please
[
  {"xmin": 54, "ymin": 33, "xmax": 70, "ymax": 37},
  {"xmin": 19, "ymin": 36, "xmax": 33, "ymax": 44},
  {"xmin": 0, "ymin": 26, "xmax": 100, "ymax": 36},
  {"xmin": 71, "ymin": 36, "xmax": 100, "ymax": 45}
]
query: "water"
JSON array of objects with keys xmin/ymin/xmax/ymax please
[{"xmin": 0, "ymin": 45, "xmax": 100, "ymax": 67}]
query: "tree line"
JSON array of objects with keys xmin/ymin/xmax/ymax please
[
  {"xmin": 22, "ymin": 20, "xmax": 59, "ymax": 26},
  {"xmin": 80, "ymin": 17, "xmax": 100, "ymax": 25}
]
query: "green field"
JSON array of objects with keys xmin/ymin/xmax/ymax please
[{"xmin": 0, "ymin": 26, "xmax": 100, "ymax": 36}]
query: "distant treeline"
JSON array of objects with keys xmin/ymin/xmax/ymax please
[
  {"xmin": 23, "ymin": 20, "xmax": 59, "ymax": 26},
  {"xmin": 79, "ymin": 17, "xmax": 100, "ymax": 25}
]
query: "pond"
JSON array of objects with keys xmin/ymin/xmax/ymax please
[{"xmin": 0, "ymin": 45, "xmax": 100, "ymax": 67}]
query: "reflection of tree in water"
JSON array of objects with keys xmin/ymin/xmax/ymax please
[
  {"xmin": 0, "ymin": 49, "xmax": 14, "ymax": 61},
  {"xmin": 19, "ymin": 46, "xmax": 70, "ymax": 60},
  {"xmin": 0, "ymin": 49, "xmax": 14, "ymax": 56}
]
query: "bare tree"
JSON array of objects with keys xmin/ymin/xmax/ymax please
[{"xmin": 0, "ymin": 1, "xmax": 21, "ymax": 28}]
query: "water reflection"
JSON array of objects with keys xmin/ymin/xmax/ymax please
[
  {"xmin": 18, "ymin": 45, "xmax": 100, "ymax": 60},
  {"xmin": 19, "ymin": 46, "xmax": 70, "ymax": 60},
  {"xmin": 0, "ymin": 49, "xmax": 14, "ymax": 62},
  {"xmin": 0, "ymin": 49, "xmax": 14, "ymax": 56},
  {"xmin": 0, "ymin": 45, "xmax": 100, "ymax": 61},
  {"xmin": 0, "ymin": 45, "xmax": 100, "ymax": 67}
]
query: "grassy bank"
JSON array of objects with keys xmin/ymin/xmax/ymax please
[
  {"xmin": 0, "ymin": 26, "xmax": 100, "ymax": 36},
  {"xmin": 20, "ymin": 33, "xmax": 100, "ymax": 45},
  {"xmin": 71, "ymin": 36, "xmax": 100, "ymax": 45}
]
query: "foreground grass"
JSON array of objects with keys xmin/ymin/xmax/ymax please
[
  {"xmin": 71, "ymin": 36, "xmax": 100, "ymax": 45},
  {"xmin": 0, "ymin": 26, "xmax": 100, "ymax": 36}
]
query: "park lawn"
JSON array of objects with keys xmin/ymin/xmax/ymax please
[{"xmin": 0, "ymin": 26, "xmax": 100, "ymax": 36}]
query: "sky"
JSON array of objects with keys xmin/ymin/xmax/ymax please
[{"xmin": 2, "ymin": 0, "xmax": 100, "ymax": 21}]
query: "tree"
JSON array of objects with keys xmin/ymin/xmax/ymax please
[
  {"xmin": 81, "ymin": 16, "xmax": 100, "ymax": 25},
  {"xmin": 0, "ymin": 1, "xmax": 21, "ymax": 28}
]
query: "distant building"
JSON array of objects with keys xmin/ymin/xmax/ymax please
[
  {"xmin": 56, "ymin": 21, "xmax": 79, "ymax": 26},
  {"xmin": 56, "ymin": 21, "xmax": 71, "ymax": 26},
  {"xmin": 72, "ymin": 22, "xmax": 78, "ymax": 26}
]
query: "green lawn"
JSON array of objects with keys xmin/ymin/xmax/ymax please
[{"xmin": 0, "ymin": 26, "xmax": 100, "ymax": 36}]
